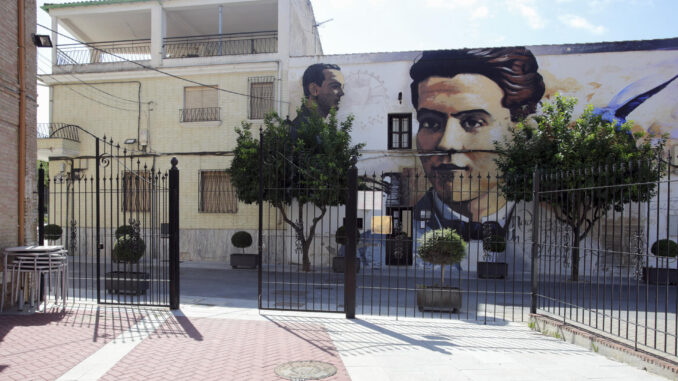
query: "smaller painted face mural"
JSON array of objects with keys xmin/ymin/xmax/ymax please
[{"xmin": 301, "ymin": 63, "xmax": 345, "ymax": 117}]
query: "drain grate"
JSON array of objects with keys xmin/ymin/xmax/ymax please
[{"xmin": 274, "ymin": 360, "xmax": 337, "ymax": 380}]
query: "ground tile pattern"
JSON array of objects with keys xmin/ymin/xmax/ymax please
[
  {"xmin": 0, "ymin": 304, "xmax": 145, "ymax": 380},
  {"xmin": 101, "ymin": 316, "xmax": 351, "ymax": 381}
]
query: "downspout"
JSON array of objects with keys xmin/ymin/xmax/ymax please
[{"xmin": 17, "ymin": 0, "xmax": 26, "ymax": 244}]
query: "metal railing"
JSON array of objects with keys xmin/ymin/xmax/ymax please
[
  {"xmin": 54, "ymin": 32, "xmax": 277, "ymax": 65},
  {"xmin": 164, "ymin": 32, "xmax": 277, "ymax": 58},
  {"xmin": 56, "ymin": 39, "xmax": 151, "ymax": 65},
  {"xmin": 37, "ymin": 123, "xmax": 80, "ymax": 142},
  {"xmin": 179, "ymin": 107, "xmax": 221, "ymax": 123}
]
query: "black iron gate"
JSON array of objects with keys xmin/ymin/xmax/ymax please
[{"xmin": 38, "ymin": 130, "xmax": 180, "ymax": 308}]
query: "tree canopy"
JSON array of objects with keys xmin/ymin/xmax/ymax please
[
  {"xmin": 494, "ymin": 94, "xmax": 667, "ymax": 280},
  {"xmin": 230, "ymin": 105, "xmax": 363, "ymax": 271}
]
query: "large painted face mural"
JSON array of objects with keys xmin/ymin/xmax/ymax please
[
  {"xmin": 415, "ymin": 74, "xmax": 511, "ymax": 216},
  {"xmin": 409, "ymin": 48, "xmax": 545, "ymax": 227}
]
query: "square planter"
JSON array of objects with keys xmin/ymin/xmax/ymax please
[
  {"xmin": 477, "ymin": 262, "xmax": 508, "ymax": 279},
  {"xmin": 331, "ymin": 256, "xmax": 360, "ymax": 273},
  {"xmin": 642, "ymin": 267, "xmax": 678, "ymax": 285},
  {"xmin": 230, "ymin": 253, "xmax": 259, "ymax": 269},
  {"xmin": 105, "ymin": 271, "xmax": 150, "ymax": 295},
  {"xmin": 416, "ymin": 286, "xmax": 462, "ymax": 313}
]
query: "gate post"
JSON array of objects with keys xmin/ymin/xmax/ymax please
[
  {"xmin": 530, "ymin": 167, "xmax": 540, "ymax": 314},
  {"xmin": 38, "ymin": 164, "xmax": 45, "ymax": 245},
  {"xmin": 169, "ymin": 157, "xmax": 180, "ymax": 310},
  {"xmin": 345, "ymin": 162, "xmax": 358, "ymax": 319},
  {"xmin": 258, "ymin": 128, "xmax": 264, "ymax": 310}
]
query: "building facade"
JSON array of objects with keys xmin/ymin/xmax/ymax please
[{"xmin": 1, "ymin": 0, "xmax": 38, "ymax": 251}]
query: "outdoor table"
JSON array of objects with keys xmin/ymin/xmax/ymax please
[{"xmin": 1, "ymin": 245, "xmax": 64, "ymax": 312}]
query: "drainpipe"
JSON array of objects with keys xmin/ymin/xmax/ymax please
[
  {"xmin": 218, "ymin": 5, "xmax": 223, "ymax": 55},
  {"xmin": 17, "ymin": 0, "xmax": 26, "ymax": 245}
]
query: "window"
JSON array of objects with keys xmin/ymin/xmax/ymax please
[
  {"xmin": 182, "ymin": 85, "xmax": 219, "ymax": 122},
  {"xmin": 249, "ymin": 76, "xmax": 275, "ymax": 119},
  {"xmin": 388, "ymin": 114, "xmax": 412, "ymax": 149},
  {"xmin": 123, "ymin": 171, "xmax": 151, "ymax": 212},
  {"xmin": 199, "ymin": 170, "xmax": 238, "ymax": 213}
]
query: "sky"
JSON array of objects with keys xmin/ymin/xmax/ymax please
[{"xmin": 35, "ymin": 0, "xmax": 678, "ymax": 122}]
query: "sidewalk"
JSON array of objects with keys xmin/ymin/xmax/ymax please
[{"xmin": 0, "ymin": 265, "xmax": 671, "ymax": 380}]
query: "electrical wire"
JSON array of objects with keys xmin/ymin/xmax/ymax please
[
  {"xmin": 38, "ymin": 66, "xmax": 138, "ymax": 112},
  {"xmin": 37, "ymin": 53, "xmax": 143, "ymax": 105},
  {"xmin": 38, "ymin": 23, "xmax": 289, "ymax": 106}
]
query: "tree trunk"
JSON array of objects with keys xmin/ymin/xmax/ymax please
[{"xmin": 571, "ymin": 226, "xmax": 580, "ymax": 281}]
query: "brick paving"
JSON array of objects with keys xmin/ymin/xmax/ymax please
[
  {"xmin": 0, "ymin": 304, "xmax": 145, "ymax": 381},
  {"xmin": 101, "ymin": 316, "xmax": 350, "ymax": 381}
]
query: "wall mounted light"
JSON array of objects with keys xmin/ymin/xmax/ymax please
[
  {"xmin": 32, "ymin": 34, "xmax": 53, "ymax": 48},
  {"xmin": 124, "ymin": 138, "xmax": 137, "ymax": 144}
]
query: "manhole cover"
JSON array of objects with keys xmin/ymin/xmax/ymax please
[{"xmin": 274, "ymin": 360, "xmax": 337, "ymax": 380}]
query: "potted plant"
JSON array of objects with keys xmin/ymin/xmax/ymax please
[
  {"xmin": 416, "ymin": 228, "xmax": 467, "ymax": 313},
  {"xmin": 332, "ymin": 226, "xmax": 360, "ymax": 273},
  {"xmin": 642, "ymin": 239, "xmax": 678, "ymax": 285},
  {"xmin": 478, "ymin": 234, "xmax": 508, "ymax": 279},
  {"xmin": 44, "ymin": 223, "xmax": 62, "ymax": 242},
  {"xmin": 105, "ymin": 220, "xmax": 150, "ymax": 295},
  {"xmin": 230, "ymin": 231, "xmax": 259, "ymax": 269}
]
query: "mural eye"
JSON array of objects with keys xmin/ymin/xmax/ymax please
[
  {"xmin": 460, "ymin": 117, "xmax": 487, "ymax": 130},
  {"xmin": 420, "ymin": 119, "xmax": 442, "ymax": 132}
]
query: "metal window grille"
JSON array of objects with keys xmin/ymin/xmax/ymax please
[
  {"xmin": 199, "ymin": 170, "xmax": 238, "ymax": 213},
  {"xmin": 248, "ymin": 76, "xmax": 275, "ymax": 119},
  {"xmin": 182, "ymin": 86, "xmax": 219, "ymax": 122},
  {"xmin": 388, "ymin": 114, "xmax": 411, "ymax": 149},
  {"xmin": 122, "ymin": 170, "xmax": 152, "ymax": 212}
]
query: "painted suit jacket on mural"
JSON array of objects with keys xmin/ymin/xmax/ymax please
[{"xmin": 413, "ymin": 189, "xmax": 514, "ymax": 269}]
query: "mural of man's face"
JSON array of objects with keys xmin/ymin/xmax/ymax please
[
  {"xmin": 416, "ymin": 74, "xmax": 511, "ymax": 208},
  {"xmin": 309, "ymin": 69, "xmax": 345, "ymax": 117}
]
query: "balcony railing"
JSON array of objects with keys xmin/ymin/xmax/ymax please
[
  {"xmin": 164, "ymin": 32, "xmax": 277, "ymax": 58},
  {"xmin": 55, "ymin": 32, "xmax": 277, "ymax": 65},
  {"xmin": 180, "ymin": 107, "xmax": 221, "ymax": 123},
  {"xmin": 37, "ymin": 123, "xmax": 80, "ymax": 142},
  {"xmin": 56, "ymin": 39, "xmax": 151, "ymax": 65}
]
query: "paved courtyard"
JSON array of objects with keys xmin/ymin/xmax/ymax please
[{"xmin": 0, "ymin": 264, "xmax": 673, "ymax": 380}]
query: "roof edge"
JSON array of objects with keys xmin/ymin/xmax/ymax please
[{"xmin": 42, "ymin": 0, "xmax": 150, "ymax": 12}]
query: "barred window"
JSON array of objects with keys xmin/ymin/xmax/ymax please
[
  {"xmin": 388, "ymin": 114, "xmax": 412, "ymax": 149},
  {"xmin": 249, "ymin": 76, "xmax": 275, "ymax": 119},
  {"xmin": 200, "ymin": 170, "xmax": 238, "ymax": 213},
  {"xmin": 182, "ymin": 85, "xmax": 219, "ymax": 122},
  {"xmin": 123, "ymin": 171, "xmax": 151, "ymax": 212}
]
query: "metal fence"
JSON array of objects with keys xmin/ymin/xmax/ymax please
[
  {"xmin": 37, "ymin": 123, "xmax": 80, "ymax": 141},
  {"xmin": 257, "ymin": 143, "xmax": 677, "ymax": 358},
  {"xmin": 533, "ymin": 159, "xmax": 677, "ymax": 358},
  {"xmin": 38, "ymin": 135, "xmax": 180, "ymax": 308}
]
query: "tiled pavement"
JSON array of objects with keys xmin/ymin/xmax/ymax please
[
  {"xmin": 0, "ymin": 299, "xmax": 672, "ymax": 381},
  {"xmin": 0, "ymin": 263, "xmax": 674, "ymax": 380}
]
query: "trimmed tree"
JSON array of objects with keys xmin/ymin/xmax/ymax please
[
  {"xmin": 494, "ymin": 95, "xmax": 667, "ymax": 281},
  {"xmin": 230, "ymin": 105, "xmax": 363, "ymax": 272}
]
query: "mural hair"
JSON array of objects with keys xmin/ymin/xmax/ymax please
[
  {"xmin": 409, "ymin": 48, "xmax": 545, "ymax": 121},
  {"xmin": 302, "ymin": 63, "xmax": 341, "ymax": 97}
]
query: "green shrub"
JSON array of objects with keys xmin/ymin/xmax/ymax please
[
  {"xmin": 115, "ymin": 225, "xmax": 135, "ymax": 240},
  {"xmin": 112, "ymin": 235, "xmax": 146, "ymax": 264},
  {"xmin": 231, "ymin": 231, "xmax": 253, "ymax": 253},
  {"xmin": 335, "ymin": 226, "xmax": 360, "ymax": 246},
  {"xmin": 483, "ymin": 234, "xmax": 507, "ymax": 253},
  {"xmin": 44, "ymin": 224, "xmax": 62, "ymax": 241},
  {"xmin": 418, "ymin": 228, "xmax": 466, "ymax": 266},
  {"xmin": 651, "ymin": 239, "xmax": 678, "ymax": 258}
]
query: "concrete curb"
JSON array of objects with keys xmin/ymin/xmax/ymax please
[{"xmin": 529, "ymin": 313, "xmax": 678, "ymax": 380}]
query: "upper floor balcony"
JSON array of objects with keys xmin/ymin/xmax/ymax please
[{"xmin": 55, "ymin": 31, "xmax": 278, "ymax": 65}]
